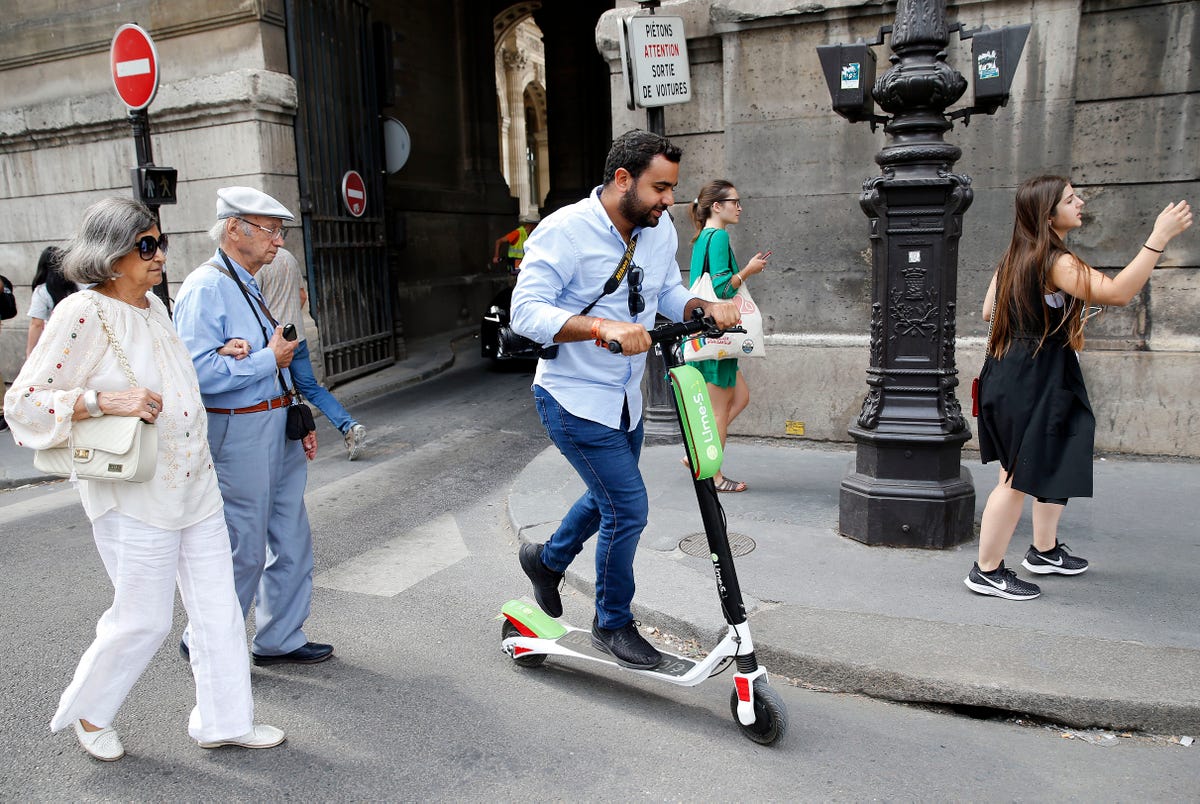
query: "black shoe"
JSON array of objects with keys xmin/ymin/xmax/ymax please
[
  {"xmin": 519, "ymin": 542, "xmax": 564, "ymax": 618},
  {"xmin": 179, "ymin": 639, "xmax": 190, "ymax": 661},
  {"xmin": 964, "ymin": 561, "xmax": 1041, "ymax": 600},
  {"xmin": 1021, "ymin": 542, "xmax": 1089, "ymax": 575},
  {"xmin": 0, "ymin": 414, "xmax": 7, "ymax": 432},
  {"xmin": 590, "ymin": 616, "xmax": 662, "ymax": 670},
  {"xmin": 252, "ymin": 642, "xmax": 334, "ymax": 666}
]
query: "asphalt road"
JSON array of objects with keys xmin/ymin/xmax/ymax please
[{"xmin": 1, "ymin": 351, "xmax": 1195, "ymax": 800}]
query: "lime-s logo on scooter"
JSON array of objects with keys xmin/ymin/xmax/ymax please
[
  {"xmin": 711, "ymin": 553, "xmax": 727, "ymax": 594},
  {"xmin": 669, "ymin": 366, "xmax": 723, "ymax": 479}
]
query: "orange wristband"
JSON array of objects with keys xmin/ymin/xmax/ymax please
[{"xmin": 591, "ymin": 318, "xmax": 604, "ymax": 345}]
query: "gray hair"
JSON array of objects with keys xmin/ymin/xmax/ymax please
[
  {"xmin": 208, "ymin": 217, "xmax": 254, "ymax": 245},
  {"xmin": 60, "ymin": 197, "xmax": 157, "ymax": 284}
]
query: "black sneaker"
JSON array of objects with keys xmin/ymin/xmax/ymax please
[
  {"xmin": 590, "ymin": 616, "xmax": 662, "ymax": 670},
  {"xmin": 964, "ymin": 561, "xmax": 1041, "ymax": 600},
  {"xmin": 519, "ymin": 542, "xmax": 564, "ymax": 617},
  {"xmin": 1022, "ymin": 542, "xmax": 1089, "ymax": 575}
]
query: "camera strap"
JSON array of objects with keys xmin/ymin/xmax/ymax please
[
  {"xmin": 210, "ymin": 251, "xmax": 295, "ymax": 399},
  {"xmin": 579, "ymin": 233, "xmax": 638, "ymax": 317}
]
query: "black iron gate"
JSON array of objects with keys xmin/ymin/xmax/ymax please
[{"xmin": 285, "ymin": 0, "xmax": 395, "ymax": 385}]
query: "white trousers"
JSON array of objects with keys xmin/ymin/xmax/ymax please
[{"xmin": 50, "ymin": 509, "xmax": 254, "ymax": 742}]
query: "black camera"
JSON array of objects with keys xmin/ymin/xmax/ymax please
[{"xmin": 498, "ymin": 326, "xmax": 557, "ymax": 360}]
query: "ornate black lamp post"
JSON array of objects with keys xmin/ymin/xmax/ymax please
[{"xmin": 818, "ymin": 0, "xmax": 1029, "ymax": 548}]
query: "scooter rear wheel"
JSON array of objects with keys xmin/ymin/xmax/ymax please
[
  {"xmin": 501, "ymin": 619, "xmax": 547, "ymax": 668},
  {"xmin": 730, "ymin": 678, "xmax": 787, "ymax": 745}
]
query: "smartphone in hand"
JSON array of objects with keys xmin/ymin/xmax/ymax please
[{"xmin": 282, "ymin": 323, "xmax": 297, "ymax": 341}]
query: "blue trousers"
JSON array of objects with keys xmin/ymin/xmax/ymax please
[
  {"xmin": 206, "ymin": 406, "xmax": 313, "ymax": 655},
  {"xmin": 533, "ymin": 386, "xmax": 648, "ymax": 629},
  {"xmin": 291, "ymin": 339, "xmax": 355, "ymax": 434}
]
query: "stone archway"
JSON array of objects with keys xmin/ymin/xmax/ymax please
[{"xmin": 494, "ymin": 4, "xmax": 547, "ymax": 218}]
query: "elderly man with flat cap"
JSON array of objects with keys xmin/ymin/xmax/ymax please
[{"xmin": 174, "ymin": 186, "xmax": 333, "ymax": 666}]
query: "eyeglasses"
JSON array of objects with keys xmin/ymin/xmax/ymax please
[
  {"xmin": 134, "ymin": 233, "xmax": 169, "ymax": 261},
  {"xmin": 717, "ymin": 197, "xmax": 742, "ymax": 208},
  {"xmin": 628, "ymin": 265, "xmax": 645, "ymax": 318},
  {"xmin": 236, "ymin": 217, "xmax": 288, "ymax": 241}
]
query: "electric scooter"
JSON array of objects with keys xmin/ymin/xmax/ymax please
[{"xmin": 500, "ymin": 310, "xmax": 788, "ymax": 745}]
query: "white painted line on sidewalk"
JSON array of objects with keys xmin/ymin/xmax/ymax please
[
  {"xmin": 0, "ymin": 485, "xmax": 81, "ymax": 526},
  {"xmin": 314, "ymin": 512, "xmax": 468, "ymax": 597}
]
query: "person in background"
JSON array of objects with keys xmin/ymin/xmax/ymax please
[
  {"xmin": 967, "ymin": 175, "xmax": 1192, "ymax": 600},
  {"xmin": 687, "ymin": 179, "xmax": 769, "ymax": 493},
  {"xmin": 492, "ymin": 212, "xmax": 539, "ymax": 273},
  {"xmin": 256, "ymin": 247, "xmax": 366, "ymax": 460},
  {"xmin": 4, "ymin": 197, "xmax": 284, "ymax": 761},
  {"xmin": 173, "ymin": 186, "xmax": 333, "ymax": 667},
  {"xmin": 26, "ymin": 245, "xmax": 82, "ymax": 357},
  {"xmin": 0, "ymin": 272, "xmax": 16, "ymax": 431}
]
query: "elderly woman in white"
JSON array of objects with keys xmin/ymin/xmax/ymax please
[{"xmin": 4, "ymin": 197, "xmax": 283, "ymax": 761}]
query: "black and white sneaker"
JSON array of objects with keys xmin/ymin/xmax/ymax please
[
  {"xmin": 1021, "ymin": 542, "xmax": 1089, "ymax": 575},
  {"xmin": 964, "ymin": 561, "xmax": 1041, "ymax": 600}
]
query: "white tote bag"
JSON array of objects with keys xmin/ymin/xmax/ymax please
[{"xmin": 684, "ymin": 237, "xmax": 766, "ymax": 361}]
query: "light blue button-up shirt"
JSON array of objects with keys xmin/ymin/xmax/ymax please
[
  {"xmin": 510, "ymin": 187, "xmax": 695, "ymax": 430},
  {"xmin": 174, "ymin": 251, "xmax": 292, "ymax": 409}
]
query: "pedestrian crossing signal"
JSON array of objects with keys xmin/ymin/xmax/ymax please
[{"xmin": 131, "ymin": 166, "xmax": 178, "ymax": 205}]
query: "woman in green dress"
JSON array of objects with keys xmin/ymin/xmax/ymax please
[{"xmin": 688, "ymin": 180, "xmax": 769, "ymax": 492}]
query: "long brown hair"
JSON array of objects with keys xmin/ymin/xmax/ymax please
[
  {"xmin": 690, "ymin": 179, "xmax": 735, "ymax": 243},
  {"xmin": 990, "ymin": 175, "xmax": 1091, "ymax": 357}
]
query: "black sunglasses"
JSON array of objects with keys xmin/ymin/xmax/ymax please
[
  {"xmin": 135, "ymin": 233, "xmax": 169, "ymax": 261},
  {"xmin": 628, "ymin": 265, "xmax": 645, "ymax": 318}
]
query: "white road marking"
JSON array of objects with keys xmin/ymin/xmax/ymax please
[
  {"xmin": 0, "ymin": 485, "xmax": 82, "ymax": 527},
  {"xmin": 314, "ymin": 512, "xmax": 468, "ymax": 597}
]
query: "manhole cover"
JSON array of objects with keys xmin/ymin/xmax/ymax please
[{"xmin": 677, "ymin": 532, "xmax": 756, "ymax": 558}]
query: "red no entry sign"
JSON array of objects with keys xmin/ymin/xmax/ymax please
[
  {"xmin": 341, "ymin": 170, "xmax": 366, "ymax": 217},
  {"xmin": 110, "ymin": 24, "xmax": 159, "ymax": 111}
]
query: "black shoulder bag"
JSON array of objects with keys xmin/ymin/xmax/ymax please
[
  {"xmin": 500, "ymin": 233, "xmax": 639, "ymax": 359},
  {"xmin": 0, "ymin": 274, "xmax": 16, "ymax": 320},
  {"xmin": 211, "ymin": 251, "xmax": 316, "ymax": 440}
]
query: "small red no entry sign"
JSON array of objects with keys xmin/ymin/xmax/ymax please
[{"xmin": 110, "ymin": 24, "xmax": 160, "ymax": 111}]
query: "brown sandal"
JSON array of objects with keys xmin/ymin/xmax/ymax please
[{"xmin": 714, "ymin": 477, "xmax": 747, "ymax": 493}]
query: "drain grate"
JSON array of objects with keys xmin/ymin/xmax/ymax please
[{"xmin": 678, "ymin": 532, "xmax": 756, "ymax": 558}]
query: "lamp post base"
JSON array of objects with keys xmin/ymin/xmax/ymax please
[{"xmin": 839, "ymin": 428, "xmax": 975, "ymax": 549}]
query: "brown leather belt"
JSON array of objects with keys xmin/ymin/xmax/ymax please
[{"xmin": 205, "ymin": 393, "xmax": 291, "ymax": 415}]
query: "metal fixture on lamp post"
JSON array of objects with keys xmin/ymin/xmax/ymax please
[{"xmin": 817, "ymin": 1, "xmax": 1029, "ymax": 548}]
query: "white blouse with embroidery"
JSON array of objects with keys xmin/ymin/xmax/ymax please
[{"xmin": 4, "ymin": 289, "xmax": 223, "ymax": 529}]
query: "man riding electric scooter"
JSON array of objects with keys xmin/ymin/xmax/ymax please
[{"xmin": 508, "ymin": 129, "xmax": 740, "ymax": 670}]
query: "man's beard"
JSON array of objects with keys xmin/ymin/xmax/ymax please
[{"xmin": 619, "ymin": 184, "xmax": 664, "ymax": 229}]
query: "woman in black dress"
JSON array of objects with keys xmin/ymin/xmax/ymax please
[{"xmin": 966, "ymin": 175, "xmax": 1192, "ymax": 600}]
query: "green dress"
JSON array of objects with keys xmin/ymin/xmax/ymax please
[{"xmin": 688, "ymin": 227, "xmax": 740, "ymax": 388}]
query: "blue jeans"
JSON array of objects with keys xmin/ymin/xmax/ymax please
[
  {"xmin": 533, "ymin": 385, "xmax": 648, "ymax": 629},
  {"xmin": 290, "ymin": 339, "xmax": 355, "ymax": 434}
]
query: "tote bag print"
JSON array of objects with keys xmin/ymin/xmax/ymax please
[{"xmin": 684, "ymin": 274, "xmax": 766, "ymax": 361}]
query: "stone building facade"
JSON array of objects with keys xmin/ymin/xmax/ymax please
[
  {"xmin": 1, "ymin": 0, "xmax": 1196, "ymax": 456},
  {"xmin": 602, "ymin": 0, "xmax": 1198, "ymax": 456}
]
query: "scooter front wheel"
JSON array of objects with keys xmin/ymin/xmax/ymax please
[
  {"xmin": 501, "ymin": 619, "xmax": 547, "ymax": 668},
  {"xmin": 730, "ymin": 678, "xmax": 788, "ymax": 745}
]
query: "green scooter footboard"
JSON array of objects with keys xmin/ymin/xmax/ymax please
[{"xmin": 669, "ymin": 365, "xmax": 723, "ymax": 480}]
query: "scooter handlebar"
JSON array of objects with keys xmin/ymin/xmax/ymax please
[{"xmin": 606, "ymin": 309, "xmax": 745, "ymax": 354}]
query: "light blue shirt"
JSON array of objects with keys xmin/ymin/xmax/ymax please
[
  {"xmin": 174, "ymin": 251, "xmax": 291, "ymax": 409},
  {"xmin": 510, "ymin": 187, "xmax": 695, "ymax": 430}
]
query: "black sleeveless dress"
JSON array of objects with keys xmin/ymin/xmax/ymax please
[{"xmin": 977, "ymin": 294, "xmax": 1095, "ymax": 499}]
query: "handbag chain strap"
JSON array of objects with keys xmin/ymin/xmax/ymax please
[
  {"xmin": 984, "ymin": 294, "xmax": 998, "ymax": 355},
  {"xmin": 85, "ymin": 291, "xmax": 140, "ymax": 389}
]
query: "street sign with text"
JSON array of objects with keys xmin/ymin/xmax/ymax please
[
  {"xmin": 625, "ymin": 16, "xmax": 691, "ymax": 108},
  {"xmin": 110, "ymin": 24, "xmax": 159, "ymax": 111}
]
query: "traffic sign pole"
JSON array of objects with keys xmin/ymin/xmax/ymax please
[{"xmin": 110, "ymin": 23, "xmax": 172, "ymax": 312}]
